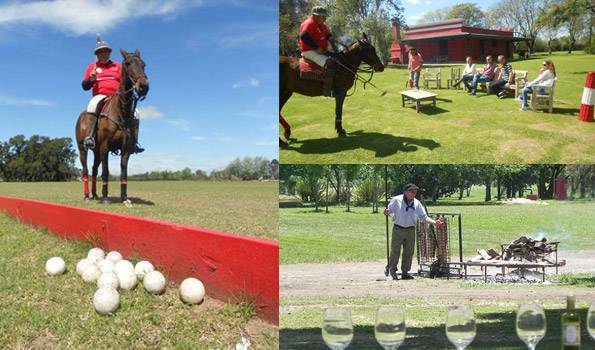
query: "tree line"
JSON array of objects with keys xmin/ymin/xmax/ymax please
[
  {"xmin": 280, "ymin": 0, "xmax": 594, "ymax": 60},
  {"xmin": 280, "ymin": 165, "xmax": 595, "ymax": 211},
  {"xmin": 0, "ymin": 135, "xmax": 278, "ymax": 182}
]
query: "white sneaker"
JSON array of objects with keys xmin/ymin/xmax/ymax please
[
  {"xmin": 516, "ymin": 95, "xmax": 524, "ymax": 102},
  {"xmin": 519, "ymin": 105, "xmax": 528, "ymax": 111}
]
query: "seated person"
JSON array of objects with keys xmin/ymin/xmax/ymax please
[
  {"xmin": 468, "ymin": 56, "xmax": 497, "ymax": 96},
  {"xmin": 453, "ymin": 56, "xmax": 476, "ymax": 91},
  {"xmin": 489, "ymin": 55, "xmax": 513, "ymax": 99},
  {"xmin": 518, "ymin": 60, "xmax": 556, "ymax": 111}
]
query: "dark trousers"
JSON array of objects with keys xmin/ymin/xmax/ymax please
[
  {"xmin": 490, "ymin": 79, "xmax": 508, "ymax": 94},
  {"xmin": 387, "ymin": 225, "xmax": 416, "ymax": 274}
]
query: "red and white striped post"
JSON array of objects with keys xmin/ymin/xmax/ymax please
[{"xmin": 579, "ymin": 71, "xmax": 594, "ymax": 122}]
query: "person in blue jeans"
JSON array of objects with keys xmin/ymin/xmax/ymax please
[
  {"xmin": 469, "ymin": 55, "xmax": 497, "ymax": 96},
  {"xmin": 518, "ymin": 60, "xmax": 556, "ymax": 110},
  {"xmin": 407, "ymin": 47, "xmax": 423, "ymax": 89}
]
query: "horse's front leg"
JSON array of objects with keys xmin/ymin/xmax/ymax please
[
  {"xmin": 334, "ymin": 93, "xmax": 347, "ymax": 137},
  {"xmin": 91, "ymin": 151, "xmax": 100, "ymax": 199},
  {"xmin": 79, "ymin": 149, "xmax": 90, "ymax": 201},
  {"xmin": 120, "ymin": 152, "xmax": 131, "ymax": 205},
  {"xmin": 100, "ymin": 144, "xmax": 109, "ymax": 204}
]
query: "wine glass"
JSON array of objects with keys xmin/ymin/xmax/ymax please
[
  {"xmin": 322, "ymin": 307, "xmax": 353, "ymax": 350},
  {"xmin": 375, "ymin": 305, "xmax": 406, "ymax": 349},
  {"xmin": 445, "ymin": 305, "xmax": 476, "ymax": 350},
  {"xmin": 516, "ymin": 303, "xmax": 546, "ymax": 350},
  {"xmin": 588, "ymin": 302, "xmax": 595, "ymax": 340}
]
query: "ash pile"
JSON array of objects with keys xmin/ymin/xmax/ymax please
[{"xmin": 465, "ymin": 268, "xmax": 553, "ymax": 285}]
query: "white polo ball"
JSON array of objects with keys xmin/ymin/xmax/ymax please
[
  {"xmin": 93, "ymin": 287, "xmax": 119, "ymax": 315},
  {"xmin": 82, "ymin": 264, "xmax": 102, "ymax": 283},
  {"xmin": 114, "ymin": 260, "xmax": 134, "ymax": 275},
  {"xmin": 105, "ymin": 251, "xmax": 123, "ymax": 264},
  {"xmin": 45, "ymin": 257, "xmax": 66, "ymax": 276},
  {"xmin": 87, "ymin": 248, "xmax": 105, "ymax": 262},
  {"xmin": 179, "ymin": 278, "xmax": 205, "ymax": 304},
  {"xmin": 76, "ymin": 258, "xmax": 93, "ymax": 276},
  {"xmin": 134, "ymin": 261, "xmax": 154, "ymax": 281},
  {"xmin": 117, "ymin": 270, "xmax": 137, "ymax": 290},
  {"xmin": 97, "ymin": 259, "xmax": 115, "ymax": 274},
  {"xmin": 143, "ymin": 271, "xmax": 166, "ymax": 294},
  {"xmin": 97, "ymin": 272, "xmax": 120, "ymax": 289}
]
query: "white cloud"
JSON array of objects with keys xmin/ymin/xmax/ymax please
[
  {"xmin": 405, "ymin": 0, "xmax": 420, "ymax": 4},
  {"xmin": 137, "ymin": 105, "xmax": 164, "ymax": 119},
  {"xmin": 424, "ymin": 0, "xmax": 432, "ymax": 4},
  {"xmin": 408, "ymin": 16, "xmax": 423, "ymax": 20},
  {"xmin": 0, "ymin": 0, "xmax": 204, "ymax": 35},
  {"xmin": 232, "ymin": 78, "xmax": 260, "ymax": 89},
  {"xmin": 0, "ymin": 93, "xmax": 54, "ymax": 107},
  {"xmin": 218, "ymin": 26, "xmax": 275, "ymax": 49},
  {"xmin": 165, "ymin": 118, "xmax": 191, "ymax": 131},
  {"xmin": 191, "ymin": 136, "xmax": 207, "ymax": 141},
  {"xmin": 253, "ymin": 140, "xmax": 277, "ymax": 146}
]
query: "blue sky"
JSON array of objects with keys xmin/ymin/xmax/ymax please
[
  {"xmin": 0, "ymin": 0, "xmax": 278, "ymax": 175},
  {"xmin": 403, "ymin": 0, "xmax": 499, "ymax": 25}
]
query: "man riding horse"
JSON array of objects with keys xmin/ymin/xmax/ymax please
[
  {"xmin": 299, "ymin": 6, "xmax": 337, "ymax": 97},
  {"xmin": 82, "ymin": 35, "xmax": 144, "ymax": 154}
]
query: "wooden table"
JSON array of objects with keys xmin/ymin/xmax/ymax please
[{"xmin": 400, "ymin": 89, "xmax": 438, "ymax": 113}]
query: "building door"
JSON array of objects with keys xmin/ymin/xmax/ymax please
[{"xmin": 439, "ymin": 40, "xmax": 448, "ymax": 56}]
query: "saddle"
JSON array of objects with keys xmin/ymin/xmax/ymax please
[{"xmin": 299, "ymin": 58, "xmax": 325, "ymax": 81}]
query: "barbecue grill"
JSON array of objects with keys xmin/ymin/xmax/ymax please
[{"xmin": 416, "ymin": 212, "xmax": 463, "ymax": 278}]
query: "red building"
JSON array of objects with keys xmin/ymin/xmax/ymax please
[{"xmin": 391, "ymin": 19, "xmax": 523, "ymax": 64}]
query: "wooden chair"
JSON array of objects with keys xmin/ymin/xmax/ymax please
[
  {"xmin": 531, "ymin": 78, "xmax": 556, "ymax": 113},
  {"xmin": 504, "ymin": 70, "xmax": 529, "ymax": 98},
  {"xmin": 423, "ymin": 68, "xmax": 442, "ymax": 89},
  {"xmin": 447, "ymin": 67, "xmax": 461, "ymax": 89}
]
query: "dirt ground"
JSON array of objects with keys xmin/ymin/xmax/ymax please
[{"xmin": 281, "ymin": 251, "xmax": 595, "ymax": 302}]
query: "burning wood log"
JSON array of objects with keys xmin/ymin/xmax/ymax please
[{"xmin": 469, "ymin": 236, "xmax": 558, "ymax": 263}]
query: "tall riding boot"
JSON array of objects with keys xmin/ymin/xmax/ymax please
[
  {"xmin": 323, "ymin": 58, "xmax": 337, "ymax": 97},
  {"xmin": 132, "ymin": 118, "xmax": 144, "ymax": 154},
  {"xmin": 84, "ymin": 114, "xmax": 98, "ymax": 150}
]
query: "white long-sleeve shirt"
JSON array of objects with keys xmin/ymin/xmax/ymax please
[
  {"xmin": 527, "ymin": 69, "xmax": 555, "ymax": 87},
  {"xmin": 462, "ymin": 63, "xmax": 476, "ymax": 76},
  {"xmin": 387, "ymin": 194, "xmax": 428, "ymax": 228}
]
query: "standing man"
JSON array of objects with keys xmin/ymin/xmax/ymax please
[
  {"xmin": 299, "ymin": 6, "xmax": 336, "ymax": 97},
  {"xmin": 407, "ymin": 47, "xmax": 423, "ymax": 89},
  {"xmin": 384, "ymin": 184, "xmax": 441, "ymax": 280}
]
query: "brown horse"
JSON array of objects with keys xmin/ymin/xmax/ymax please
[
  {"xmin": 75, "ymin": 48, "xmax": 149, "ymax": 204},
  {"xmin": 279, "ymin": 33, "xmax": 384, "ymax": 145}
]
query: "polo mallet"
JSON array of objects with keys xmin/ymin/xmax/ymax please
[{"xmin": 384, "ymin": 164, "xmax": 389, "ymax": 277}]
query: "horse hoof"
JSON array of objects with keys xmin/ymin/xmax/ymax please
[
  {"xmin": 84, "ymin": 197, "xmax": 90, "ymax": 203},
  {"xmin": 338, "ymin": 130, "xmax": 347, "ymax": 138},
  {"xmin": 279, "ymin": 138, "xmax": 289, "ymax": 147},
  {"xmin": 102, "ymin": 199, "xmax": 109, "ymax": 205},
  {"xmin": 122, "ymin": 199, "xmax": 132, "ymax": 208},
  {"xmin": 284, "ymin": 129, "xmax": 291, "ymax": 139},
  {"xmin": 92, "ymin": 195, "xmax": 99, "ymax": 200}
]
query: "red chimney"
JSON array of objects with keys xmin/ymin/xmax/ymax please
[{"xmin": 390, "ymin": 19, "xmax": 405, "ymax": 64}]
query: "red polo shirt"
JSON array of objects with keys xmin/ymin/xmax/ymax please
[
  {"xmin": 299, "ymin": 16, "xmax": 331, "ymax": 52},
  {"xmin": 83, "ymin": 60, "xmax": 122, "ymax": 96}
]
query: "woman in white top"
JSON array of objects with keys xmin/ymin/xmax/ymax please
[
  {"xmin": 519, "ymin": 59, "xmax": 556, "ymax": 110},
  {"xmin": 453, "ymin": 56, "xmax": 476, "ymax": 90}
]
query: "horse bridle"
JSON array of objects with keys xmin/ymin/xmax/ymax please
[
  {"xmin": 119, "ymin": 55, "xmax": 147, "ymax": 120},
  {"xmin": 333, "ymin": 41, "xmax": 380, "ymax": 95}
]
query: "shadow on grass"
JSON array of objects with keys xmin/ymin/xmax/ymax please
[
  {"xmin": 551, "ymin": 107, "xmax": 580, "ymax": 116},
  {"xmin": 92, "ymin": 197, "xmax": 156, "ymax": 206},
  {"xmin": 281, "ymin": 309, "xmax": 594, "ymax": 350},
  {"xmin": 285, "ymin": 130, "xmax": 441, "ymax": 158}
]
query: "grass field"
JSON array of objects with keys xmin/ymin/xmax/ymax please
[
  {"xmin": 0, "ymin": 180, "xmax": 278, "ymax": 241},
  {"xmin": 280, "ymin": 295, "xmax": 595, "ymax": 349},
  {"xmin": 279, "ymin": 51, "xmax": 595, "ymax": 164},
  {"xmin": 0, "ymin": 213, "xmax": 278, "ymax": 349},
  {"xmin": 279, "ymin": 197, "xmax": 594, "ymax": 264}
]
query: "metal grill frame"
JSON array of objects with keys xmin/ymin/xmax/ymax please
[{"xmin": 416, "ymin": 212, "xmax": 463, "ymax": 277}]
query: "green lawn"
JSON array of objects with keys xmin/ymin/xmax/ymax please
[
  {"xmin": 280, "ymin": 199, "xmax": 594, "ymax": 264},
  {"xmin": 280, "ymin": 295, "xmax": 595, "ymax": 350},
  {"xmin": 0, "ymin": 180, "xmax": 278, "ymax": 241},
  {"xmin": 280, "ymin": 51, "xmax": 595, "ymax": 164},
  {"xmin": 0, "ymin": 213, "xmax": 278, "ymax": 349}
]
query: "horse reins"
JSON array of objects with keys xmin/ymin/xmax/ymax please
[{"xmin": 332, "ymin": 47, "xmax": 386, "ymax": 96}]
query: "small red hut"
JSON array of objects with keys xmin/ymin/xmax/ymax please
[{"xmin": 391, "ymin": 19, "xmax": 523, "ymax": 64}]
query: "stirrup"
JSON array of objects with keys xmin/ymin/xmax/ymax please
[{"xmin": 84, "ymin": 136, "xmax": 95, "ymax": 150}]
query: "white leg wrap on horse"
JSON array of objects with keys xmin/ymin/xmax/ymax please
[
  {"xmin": 302, "ymin": 50, "xmax": 329, "ymax": 68},
  {"xmin": 86, "ymin": 95, "xmax": 107, "ymax": 114}
]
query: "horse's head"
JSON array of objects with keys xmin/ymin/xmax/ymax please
[
  {"xmin": 351, "ymin": 33, "xmax": 384, "ymax": 72},
  {"xmin": 120, "ymin": 48, "xmax": 149, "ymax": 98}
]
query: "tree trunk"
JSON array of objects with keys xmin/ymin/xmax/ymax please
[
  {"xmin": 346, "ymin": 183, "xmax": 351, "ymax": 212},
  {"xmin": 485, "ymin": 177, "xmax": 492, "ymax": 202},
  {"xmin": 458, "ymin": 184, "xmax": 464, "ymax": 200},
  {"xmin": 497, "ymin": 177, "xmax": 502, "ymax": 200},
  {"xmin": 326, "ymin": 178, "xmax": 329, "ymax": 213}
]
